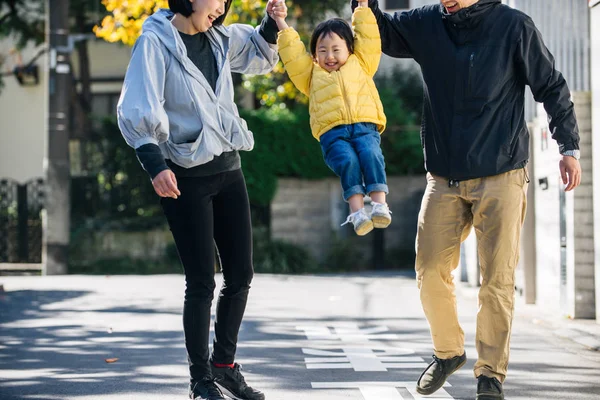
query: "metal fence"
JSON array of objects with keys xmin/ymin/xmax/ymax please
[{"xmin": 0, "ymin": 178, "xmax": 45, "ymax": 263}]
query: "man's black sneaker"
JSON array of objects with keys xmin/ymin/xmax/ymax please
[
  {"xmin": 211, "ymin": 363, "xmax": 265, "ymax": 400},
  {"xmin": 476, "ymin": 375, "xmax": 504, "ymax": 400},
  {"xmin": 189, "ymin": 378, "xmax": 226, "ymax": 400},
  {"xmin": 416, "ymin": 353, "xmax": 467, "ymax": 395}
]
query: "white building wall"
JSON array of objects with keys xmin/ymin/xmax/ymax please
[
  {"xmin": 70, "ymin": 39, "xmax": 131, "ymax": 95},
  {"xmin": 0, "ymin": 43, "xmax": 47, "ymax": 183}
]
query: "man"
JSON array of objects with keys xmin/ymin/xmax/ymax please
[{"xmin": 351, "ymin": 0, "xmax": 581, "ymax": 399}]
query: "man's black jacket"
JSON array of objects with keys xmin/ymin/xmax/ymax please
[{"xmin": 353, "ymin": 0, "xmax": 579, "ymax": 181}]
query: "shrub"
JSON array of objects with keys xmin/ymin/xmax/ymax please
[
  {"xmin": 69, "ymin": 257, "xmax": 182, "ymax": 275},
  {"xmin": 321, "ymin": 234, "xmax": 369, "ymax": 272},
  {"xmin": 252, "ymin": 227, "xmax": 319, "ymax": 274}
]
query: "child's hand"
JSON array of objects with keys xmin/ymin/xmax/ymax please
[{"xmin": 268, "ymin": 0, "xmax": 289, "ymax": 30}]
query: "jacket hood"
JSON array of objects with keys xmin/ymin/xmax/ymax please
[
  {"xmin": 142, "ymin": 9, "xmax": 181, "ymax": 56},
  {"xmin": 442, "ymin": 0, "xmax": 501, "ymax": 28},
  {"xmin": 140, "ymin": 9, "xmax": 229, "ymax": 63}
]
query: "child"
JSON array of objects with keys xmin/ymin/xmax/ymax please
[{"xmin": 272, "ymin": 0, "xmax": 391, "ymax": 236}]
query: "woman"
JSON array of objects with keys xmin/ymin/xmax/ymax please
[{"xmin": 117, "ymin": 1, "xmax": 287, "ymax": 399}]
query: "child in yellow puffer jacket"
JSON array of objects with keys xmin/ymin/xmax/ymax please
[{"xmin": 272, "ymin": 0, "xmax": 390, "ymax": 236}]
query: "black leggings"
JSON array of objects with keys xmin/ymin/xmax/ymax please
[{"xmin": 161, "ymin": 168, "xmax": 254, "ymax": 380}]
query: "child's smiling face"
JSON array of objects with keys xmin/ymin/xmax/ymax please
[{"xmin": 314, "ymin": 32, "xmax": 350, "ymax": 72}]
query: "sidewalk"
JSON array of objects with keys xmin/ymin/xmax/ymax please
[
  {"xmin": 518, "ymin": 301, "xmax": 600, "ymax": 351},
  {"xmin": 457, "ymin": 281, "xmax": 600, "ymax": 352}
]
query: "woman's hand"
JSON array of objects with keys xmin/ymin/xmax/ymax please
[
  {"xmin": 268, "ymin": 0, "xmax": 289, "ymax": 30},
  {"xmin": 152, "ymin": 169, "xmax": 181, "ymax": 199}
]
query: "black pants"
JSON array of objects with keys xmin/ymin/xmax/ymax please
[{"xmin": 161, "ymin": 169, "xmax": 254, "ymax": 380}]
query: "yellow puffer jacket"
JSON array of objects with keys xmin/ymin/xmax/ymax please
[{"xmin": 277, "ymin": 7, "xmax": 386, "ymax": 141}]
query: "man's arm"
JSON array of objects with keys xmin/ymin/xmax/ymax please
[
  {"xmin": 516, "ymin": 16, "xmax": 581, "ymax": 191},
  {"xmin": 516, "ymin": 17, "xmax": 579, "ymax": 153},
  {"xmin": 351, "ymin": 0, "xmax": 415, "ymax": 58}
]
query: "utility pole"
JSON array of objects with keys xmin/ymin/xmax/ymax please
[{"xmin": 45, "ymin": 0, "xmax": 71, "ymax": 274}]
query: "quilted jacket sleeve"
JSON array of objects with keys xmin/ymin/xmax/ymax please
[
  {"xmin": 277, "ymin": 27, "xmax": 314, "ymax": 97},
  {"xmin": 352, "ymin": 6, "xmax": 382, "ymax": 77}
]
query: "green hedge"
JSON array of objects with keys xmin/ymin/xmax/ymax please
[{"xmin": 240, "ymin": 106, "xmax": 332, "ymax": 206}]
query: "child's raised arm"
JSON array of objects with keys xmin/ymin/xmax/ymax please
[
  {"xmin": 268, "ymin": 0, "xmax": 289, "ymax": 30},
  {"xmin": 352, "ymin": 4, "xmax": 382, "ymax": 77}
]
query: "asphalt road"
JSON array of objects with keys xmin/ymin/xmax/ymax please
[{"xmin": 1, "ymin": 272, "xmax": 599, "ymax": 399}]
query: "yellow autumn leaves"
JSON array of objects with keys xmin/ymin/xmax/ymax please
[
  {"xmin": 94, "ymin": 0, "xmax": 167, "ymax": 46},
  {"xmin": 94, "ymin": 0, "xmax": 269, "ymax": 46}
]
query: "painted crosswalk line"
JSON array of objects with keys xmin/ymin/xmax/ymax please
[
  {"xmin": 302, "ymin": 347, "xmax": 427, "ymax": 371},
  {"xmin": 311, "ymin": 381, "xmax": 453, "ymax": 400}
]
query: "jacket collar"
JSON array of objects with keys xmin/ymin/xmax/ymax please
[{"xmin": 441, "ymin": 0, "xmax": 501, "ymax": 28}]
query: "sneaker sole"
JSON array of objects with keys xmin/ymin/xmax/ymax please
[
  {"xmin": 372, "ymin": 216, "xmax": 391, "ymax": 229},
  {"xmin": 214, "ymin": 383, "xmax": 265, "ymax": 400},
  {"xmin": 476, "ymin": 393, "xmax": 504, "ymax": 400},
  {"xmin": 415, "ymin": 358, "xmax": 467, "ymax": 396},
  {"xmin": 355, "ymin": 220, "xmax": 374, "ymax": 236},
  {"xmin": 214, "ymin": 383, "xmax": 242, "ymax": 399}
]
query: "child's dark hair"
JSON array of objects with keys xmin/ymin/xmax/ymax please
[
  {"xmin": 310, "ymin": 18, "xmax": 354, "ymax": 57},
  {"xmin": 168, "ymin": 0, "xmax": 232, "ymax": 26}
]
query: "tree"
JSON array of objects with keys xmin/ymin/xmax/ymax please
[{"xmin": 94, "ymin": 0, "xmax": 348, "ymax": 107}]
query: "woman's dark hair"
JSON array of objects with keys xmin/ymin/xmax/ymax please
[
  {"xmin": 168, "ymin": 0, "xmax": 232, "ymax": 26},
  {"xmin": 309, "ymin": 18, "xmax": 354, "ymax": 57}
]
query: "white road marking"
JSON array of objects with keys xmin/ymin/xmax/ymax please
[
  {"xmin": 302, "ymin": 348, "xmax": 427, "ymax": 371},
  {"xmin": 311, "ymin": 381, "xmax": 453, "ymax": 400}
]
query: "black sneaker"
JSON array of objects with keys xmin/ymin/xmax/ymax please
[
  {"xmin": 189, "ymin": 378, "xmax": 226, "ymax": 400},
  {"xmin": 476, "ymin": 375, "xmax": 504, "ymax": 400},
  {"xmin": 416, "ymin": 353, "xmax": 467, "ymax": 395},
  {"xmin": 211, "ymin": 363, "xmax": 265, "ymax": 400}
]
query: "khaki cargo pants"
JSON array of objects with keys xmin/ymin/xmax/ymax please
[{"xmin": 415, "ymin": 168, "xmax": 528, "ymax": 382}]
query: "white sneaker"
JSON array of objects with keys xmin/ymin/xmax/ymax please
[
  {"xmin": 341, "ymin": 208, "xmax": 374, "ymax": 236},
  {"xmin": 370, "ymin": 202, "xmax": 392, "ymax": 228}
]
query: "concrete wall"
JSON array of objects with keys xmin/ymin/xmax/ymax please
[
  {"xmin": 572, "ymin": 92, "xmax": 595, "ymax": 319},
  {"xmin": 0, "ymin": 43, "xmax": 47, "ymax": 183},
  {"xmin": 271, "ymin": 176, "xmax": 426, "ymax": 263},
  {"xmin": 591, "ymin": 2, "xmax": 600, "ymax": 323},
  {"xmin": 70, "ymin": 227, "xmax": 174, "ymax": 264}
]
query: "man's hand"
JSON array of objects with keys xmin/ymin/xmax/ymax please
[
  {"xmin": 559, "ymin": 155, "xmax": 582, "ymax": 192},
  {"xmin": 152, "ymin": 169, "xmax": 181, "ymax": 199},
  {"xmin": 267, "ymin": 0, "xmax": 289, "ymax": 30},
  {"xmin": 357, "ymin": 0, "xmax": 368, "ymax": 7}
]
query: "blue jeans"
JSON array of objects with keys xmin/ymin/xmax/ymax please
[{"xmin": 320, "ymin": 123, "xmax": 388, "ymax": 201}]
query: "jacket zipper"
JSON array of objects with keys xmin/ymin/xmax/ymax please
[{"xmin": 467, "ymin": 52, "xmax": 475, "ymax": 96}]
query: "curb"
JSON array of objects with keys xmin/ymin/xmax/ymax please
[{"xmin": 554, "ymin": 328, "xmax": 600, "ymax": 351}]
